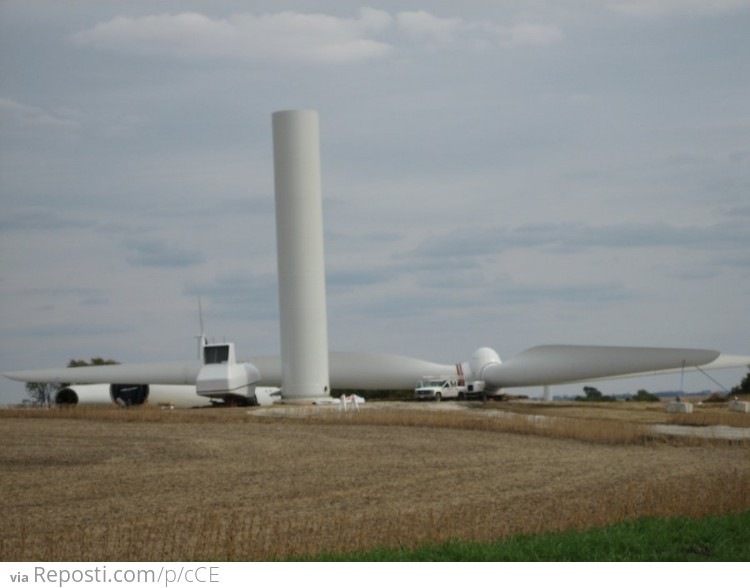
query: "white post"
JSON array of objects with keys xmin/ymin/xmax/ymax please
[{"xmin": 272, "ymin": 110, "xmax": 331, "ymax": 401}]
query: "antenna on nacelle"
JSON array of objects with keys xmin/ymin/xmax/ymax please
[{"xmin": 195, "ymin": 296, "xmax": 208, "ymax": 360}]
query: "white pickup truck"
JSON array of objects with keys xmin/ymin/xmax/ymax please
[
  {"xmin": 414, "ymin": 377, "xmax": 489, "ymax": 401},
  {"xmin": 414, "ymin": 377, "xmax": 466, "ymax": 401}
]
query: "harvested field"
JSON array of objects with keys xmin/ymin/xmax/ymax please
[{"xmin": 1, "ymin": 403, "xmax": 749, "ymax": 561}]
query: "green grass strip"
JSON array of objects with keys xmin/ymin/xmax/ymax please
[{"xmin": 301, "ymin": 510, "xmax": 750, "ymax": 561}]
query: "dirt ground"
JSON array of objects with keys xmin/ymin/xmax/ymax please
[{"xmin": 1, "ymin": 406, "xmax": 748, "ymax": 560}]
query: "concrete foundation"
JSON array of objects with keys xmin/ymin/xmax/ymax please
[
  {"xmin": 666, "ymin": 401, "xmax": 693, "ymax": 414},
  {"xmin": 729, "ymin": 400, "xmax": 750, "ymax": 413}
]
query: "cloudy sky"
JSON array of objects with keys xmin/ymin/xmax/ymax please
[{"xmin": 2, "ymin": 0, "xmax": 749, "ymax": 404}]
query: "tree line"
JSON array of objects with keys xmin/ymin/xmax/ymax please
[{"xmin": 576, "ymin": 369, "xmax": 750, "ymax": 402}]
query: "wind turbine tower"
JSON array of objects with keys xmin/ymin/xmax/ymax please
[{"xmin": 272, "ymin": 110, "xmax": 331, "ymax": 401}]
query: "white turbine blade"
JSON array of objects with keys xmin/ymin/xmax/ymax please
[
  {"xmin": 8, "ymin": 348, "xmax": 742, "ymax": 392},
  {"xmin": 329, "ymin": 352, "xmax": 455, "ymax": 390},
  {"xmin": 698, "ymin": 354, "xmax": 750, "ymax": 371},
  {"xmin": 5, "ymin": 352, "xmax": 455, "ymax": 391},
  {"xmin": 481, "ymin": 345, "xmax": 720, "ymax": 388},
  {"xmin": 250, "ymin": 352, "xmax": 455, "ymax": 390},
  {"xmin": 569, "ymin": 352, "xmax": 750, "ymax": 382},
  {"xmin": 4, "ymin": 361, "xmax": 203, "ymax": 386}
]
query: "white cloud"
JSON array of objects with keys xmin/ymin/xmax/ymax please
[
  {"xmin": 505, "ymin": 22, "xmax": 564, "ymax": 46},
  {"xmin": 69, "ymin": 8, "xmax": 563, "ymax": 64},
  {"xmin": 609, "ymin": 0, "xmax": 750, "ymax": 17},
  {"xmin": 396, "ymin": 11, "xmax": 466, "ymax": 43},
  {"xmin": 70, "ymin": 9, "xmax": 394, "ymax": 64},
  {"xmin": 0, "ymin": 97, "xmax": 79, "ymax": 130},
  {"xmin": 396, "ymin": 11, "xmax": 563, "ymax": 48}
]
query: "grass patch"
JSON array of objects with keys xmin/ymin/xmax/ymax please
[{"xmin": 304, "ymin": 510, "xmax": 750, "ymax": 561}]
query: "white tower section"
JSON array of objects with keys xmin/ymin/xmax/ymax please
[{"xmin": 272, "ymin": 110, "xmax": 330, "ymax": 401}]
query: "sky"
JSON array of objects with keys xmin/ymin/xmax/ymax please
[{"xmin": 1, "ymin": 0, "xmax": 749, "ymax": 405}]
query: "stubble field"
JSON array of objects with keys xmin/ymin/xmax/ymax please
[{"xmin": 1, "ymin": 401, "xmax": 748, "ymax": 561}]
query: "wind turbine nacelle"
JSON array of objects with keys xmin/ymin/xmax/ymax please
[
  {"xmin": 196, "ymin": 363, "xmax": 261, "ymax": 399},
  {"xmin": 196, "ymin": 342, "xmax": 261, "ymax": 400}
]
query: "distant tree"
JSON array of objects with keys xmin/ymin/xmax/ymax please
[
  {"xmin": 704, "ymin": 392, "xmax": 727, "ymax": 403},
  {"xmin": 68, "ymin": 358, "xmax": 119, "ymax": 368},
  {"xmin": 584, "ymin": 386, "xmax": 603, "ymax": 400},
  {"xmin": 25, "ymin": 382, "xmax": 57, "ymax": 407},
  {"xmin": 576, "ymin": 386, "xmax": 615, "ymax": 402},
  {"xmin": 731, "ymin": 370, "xmax": 750, "ymax": 396},
  {"xmin": 630, "ymin": 389, "xmax": 660, "ymax": 402},
  {"xmin": 730, "ymin": 372, "xmax": 750, "ymax": 395}
]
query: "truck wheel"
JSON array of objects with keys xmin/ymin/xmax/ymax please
[
  {"xmin": 458, "ymin": 392, "xmax": 465, "ymax": 401},
  {"xmin": 435, "ymin": 392, "xmax": 442, "ymax": 402}
]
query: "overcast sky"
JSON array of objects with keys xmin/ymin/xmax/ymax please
[{"xmin": 2, "ymin": 0, "xmax": 749, "ymax": 404}]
